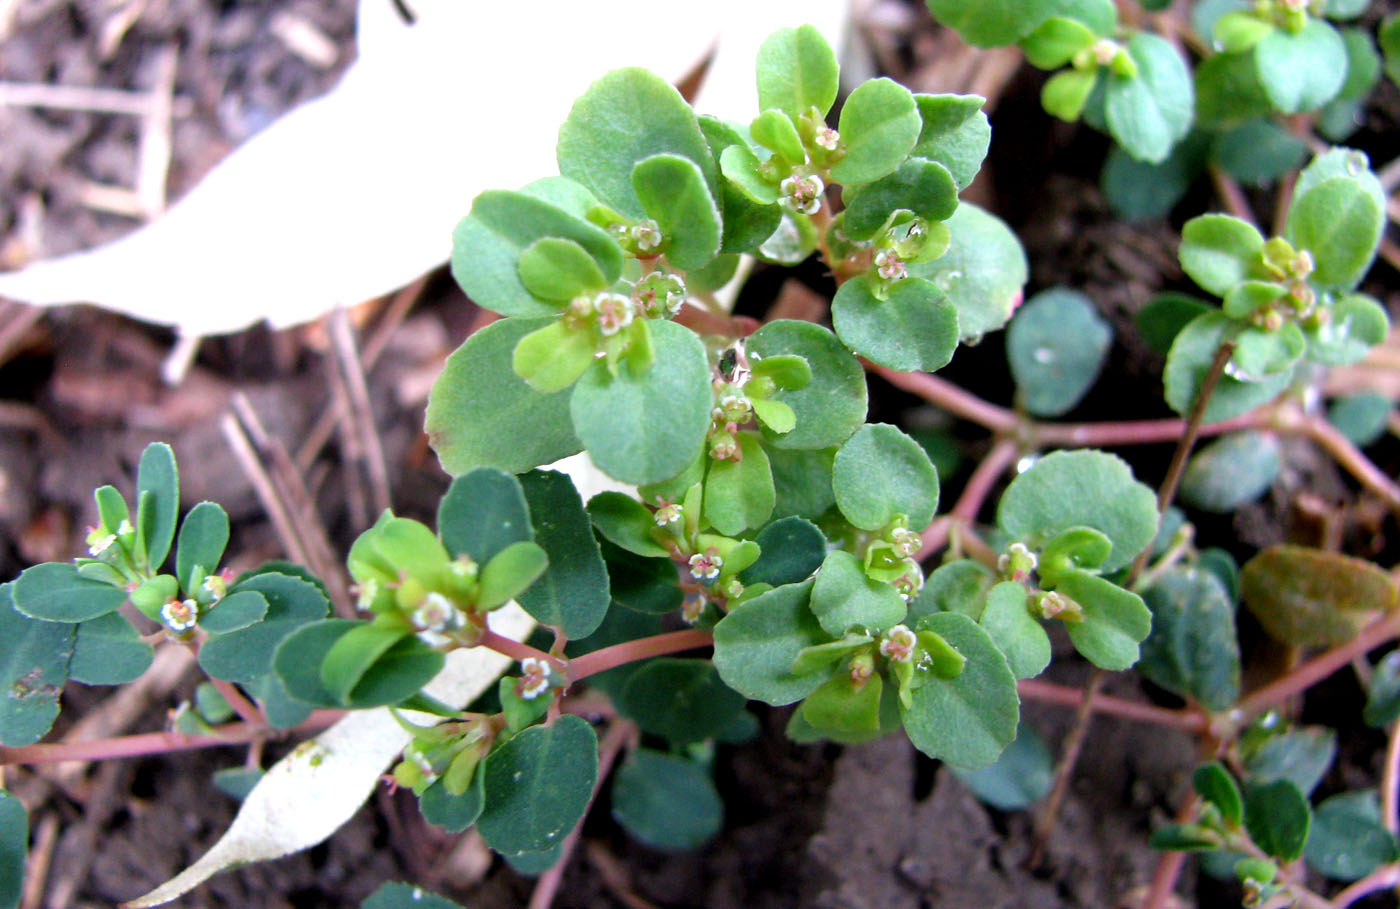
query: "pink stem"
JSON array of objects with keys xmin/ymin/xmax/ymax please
[
  {"xmin": 1018, "ymin": 679, "xmax": 1206, "ymax": 732},
  {"xmin": 1236, "ymin": 612, "xmax": 1400, "ymax": 719},
  {"xmin": 569, "ymin": 629, "xmax": 714, "ymax": 683},
  {"xmin": 478, "ymin": 629, "xmax": 560, "ymax": 669}
]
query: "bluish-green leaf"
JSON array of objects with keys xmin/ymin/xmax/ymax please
[
  {"xmin": 419, "ymin": 769, "xmax": 485, "ymax": 833},
  {"xmin": 570, "ymin": 319, "xmax": 710, "ymax": 486},
  {"xmin": 1164, "ymin": 312, "xmax": 1293, "ymax": 422},
  {"xmin": 362, "ymin": 882, "xmax": 465, "ymax": 909},
  {"xmin": 615, "ymin": 659, "xmax": 746, "ymax": 745},
  {"xmin": 1056, "ymin": 570, "xmax": 1152, "ymax": 670},
  {"xmin": 979, "ymin": 581, "xmax": 1050, "ymax": 679},
  {"xmin": 0, "ymin": 789, "xmax": 25, "ymax": 909},
  {"xmin": 997, "ymin": 449, "xmax": 1157, "ymax": 573},
  {"xmin": 909, "ymin": 202, "xmax": 1027, "ymax": 340},
  {"xmin": 713, "ymin": 580, "xmax": 832, "ymax": 705},
  {"xmin": 273, "ymin": 618, "xmax": 360, "ymax": 707},
  {"xmin": 1006, "ymin": 287, "xmax": 1112, "ymax": 417},
  {"xmin": 831, "ymin": 79, "xmax": 921, "ymax": 185},
  {"xmin": 1104, "ymin": 33, "xmax": 1194, "ymax": 164},
  {"xmin": 900, "ymin": 612, "xmax": 1019, "ymax": 769},
  {"xmin": 517, "ymin": 469, "xmax": 611, "ymax": 639},
  {"xmin": 557, "ymin": 68, "xmax": 717, "ymax": 219},
  {"xmin": 833, "ymin": 424, "xmax": 940, "ymax": 531},
  {"xmin": 1244, "ymin": 779, "xmax": 1312, "ymax": 862},
  {"xmin": 1286, "ymin": 175, "xmax": 1383, "ymax": 291},
  {"xmin": 1180, "ymin": 431, "xmax": 1280, "ymax": 513},
  {"xmin": 1305, "ymin": 790, "xmax": 1400, "ymax": 881},
  {"xmin": 841, "ymin": 158, "xmax": 959, "ymax": 241},
  {"xmin": 69, "ymin": 612, "xmax": 152, "ymax": 685},
  {"xmin": 1101, "ymin": 132, "xmax": 1207, "ymax": 222},
  {"xmin": 633, "ymin": 154, "xmax": 721, "ymax": 270},
  {"xmin": 135, "ymin": 442, "xmax": 179, "ymax": 571},
  {"xmin": 200, "ymin": 572, "xmax": 329, "ymax": 683},
  {"xmin": 747, "ymin": 320, "xmax": 866, "ymax": 451},
  {"xmin": 0, "ymin": 583, "xmax": 74, "ymax": 746},
  {"xmin": 756, "ymin": 25, "xmax": 840, "ymax": 119},
  {"xmin": 438, "ymin": 467, "xmax": 533, "ymax": 565},
  {"xmin": 1327, "ymin": 393, "xmax": 1391, "ymax": 446},
  {"xmin": 910, "ymin": 559, "xmax": 995, "ymax": 623},
  {"xmin": 911, "ymin": 94, "xmax": 991, "ymax": 190},
  {"xmin": 949, "ymin": 720, "xmax": 1053, "ymax": 809},
  {"xmin": 1139, "ymin": 567, "xmax": 1240, "ymax": 710},
  {"xmin": 427, "ymin": 318, "xmax": 583, "ymax": 476},
  {"xmin": 810, "ymin": 550, "xmax": 908, "ymax": 637},
  {"xmin": 588, "ymin": 492, "xmax": 670, "ymax": 558},
  {"xmin": 1194, "ymin": 762, "xmax": 1244, "ymax": 827},
  {"xmin": 1255, "ymin": 18, "xmax": 1347, "ymax": 114},
  {"xmin": 1306, "ymin": 292, "xmax": 1388, "ymax": 366},
  {"xmin": 831, "ymin": 275, "xmax": 959, "ymax": 373},
  {"xmin": 927, "ymin": 0, "xmax": 1116, "ymax": 46},
  {"xmin": 1137, "ymin": 293, "xmax": 1212, "ymax": 355},
  {"xmin": 477, "ymin": 715, "xmax": 599, "ymax": 856},
  {"xmin": 175, "ymin": 501, "xmax": 228, "ymax": 594},
  {"xmin": 698, "ymin": 116, "xmax": 783, "ymax": 253},
  {"xmin": 1244, "ymin": 726, "xmax": 1336, "ymax": 796},
  {"xmin": 199, "ymin": 588, "xmax": 268, "ymax": 634},
  {"xmin": 611, "ymin": 749, "xmax": 723, "ymax": 851},
  {"xmin": 1210, "ymin": 120, "xmax": 1307, "ymax": 186},
  {"xmin": 599, "ymin": 540, "xmax": 682, "ymax": 616},
  {"xmin": 741, "ymin": 516, "xmax": 827, "ymax": 587},
  {"xmin": 12, "ymin": 562, "xmax": 127, "ymax": 623}
]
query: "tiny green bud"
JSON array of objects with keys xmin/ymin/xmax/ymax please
[
  {"xmin": 997, "ymin": 542, "xmax": 1038, "ymax": 581},
  {"xmin": 86, "ymin": 525, "xmax": 118, "ymax": 557},
  {"xmin": 849, "ymin": 651, "xmax": 876, "ymax": 684},
  {"xmin": 130, "ymin": 574, "xmax": 179, "ymax": 610},
  {"xmin": 1035, "ymin": 590, "xmax": 1084, "ymax": 622},
  {"xmin": 1303, "ymin": 307, "xmax": 1330, "ymax": 332},
  {"xmin": 709, "ymin": 431, "xmax": 740, "ymax": 461},
  {"xmin": 717, "ymin": 392, "xmax": 752, "ymax": 424}
]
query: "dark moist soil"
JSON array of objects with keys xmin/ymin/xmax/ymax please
[{"xmin": 2, "ymin": 3, "xmax": 1397, "ymax": 908}]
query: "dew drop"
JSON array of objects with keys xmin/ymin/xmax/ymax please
[
  {"xmin": 1345, "ymin": 151, "xmax": 1366, "ymax": 175},
  {"xmin": 512, "ymin": 771, "xmax": 523, "ymax": 782},
  {"xmin": 1033, "ymin": 346, "xmax": 1054, "ymax": 364}
]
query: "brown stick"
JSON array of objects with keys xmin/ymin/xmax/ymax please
[{"xmin": 328, "ymin": 307, "xmax": 393, "ymax": 514}]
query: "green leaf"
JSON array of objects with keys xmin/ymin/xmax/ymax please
[
  {"xmin": 1103, "ymin": 34, "xmax": 1193, "ymax": 164},
  {"xmin": 949, "ymin": 720, "xmax": 1053, "ymax": 809},
  {"xmin": 1101, "ymin": 133, "xmax": 1207, "ymax": 222},
  {"xmin": 997, "ymin": 449, "xmax": 1157, "ymax": 573},
  {"xmin": 1194, "ymin": 50, "xmax": 1273, "ymax": 129},
  {"xmin": 979, "ymin": 581, "xmax": 1050, "ymax": 679},
  {"xmin": 909, "ymin": 202, "xmax": 1027, "ymax": 340},
  {"xmin": 1139, "ymin": 567, "xmax": 1241, "ymax": 711},
  {"xmin": 1214, "ymin": 11, "xmax": 1274, "ymax": 53},
  {"xmin": 12, "ymin": 562, "xmax": 127, "ymax": 623},
  {"xmin": 615, "ymin": 659, "xmax": 746, "ymax": 745},
  {"xmin": 570, "ymin": 319, "xmax": 710, "ymax": 486},
  {"xmin": 69, "ymin": 612, "xmax": 153, "ymax": 685},
  {"xmin": 419, "ymin": 769, "xmax": 485, "ymax": 833},
  {"xmin": 273, "ymin": 618, "xmax": 360, "ymax": 707},
  {"xmin": 832, "ymin": 424, "xmax": 940, "ymax": 531},
  {"xmin": 1210, "ymin": 120, "xmax": 1307, "ymax": 185},
  {"xmin": 633, "ymin": 154, "xmax": 722, "ymax": 270},
  {"xmin": 135, "ymin": 442, "xmax": 179, "ymax": 571},
  {"xmin": 1194, "ymin": 762, "xmax": 1244, "ymax": 827},
  {"xmin": 698, "ymin": 117, "xmax": 783, "ymax": 252},
  {"xmin": 1055, "ymin": 569, "xmax": 1152, "ymax": 670},
  {"xmin": 1244, "ymin": 779, "xmax": 1312, "ymax": 862},
  {"xmin": 703, "ymin": 433, "xmax": 775, "ymax": 536},
  {"xmin": 321, "ymin": 621, "xmax": 409, "ymax": 703},
  {"xmin": 1245, "ymin": 727, "xmax": 1336, "ymax": 795},
  {"xmin": 1241, "ymin": 545, "xmax": 1397, "ymax": 646},
  {"xmin": 900, "ymin": 612, "xmax": 1019, "ymax": 769},
  {"xmin": 747, "ymin": 321, "xmax": 866, "ymax": 451},
  {"xmin": 1006, "ymin": 287, "xmax": 1112, "ymax": 417},
  {"xmin": 750, "ymin": 109, "xmax": 806, "ymax": 164},
  {"xmin": 1305, "ymin": 791, "xmax": 1400, "ymax": 881},
  {"xmin": 1021, "ymin": 16, "xmax": 1097, "ymax": 68},
  {"xmin": 427, "ymin": 318, "xmax": 582, "ymax": 476},
  {"xmin": 363, "ymin": 882, "xmax": 465, "ymax": 909},
  {"xmin": 477, "ymin": 715, "xmax": 598, "ymax": 855},
  {"xmin": 517, "ymin": 237, "xmax": 606, "ymax": 303},
  {"xmin": 477, "ymin": 541, "xmax": 549, "ymax": 610},
  {"xmin": 1038, "ymin": 526, "xmax": 1115, "ymax": 579},
  {"xmin": 1137, "ymin": 294, "xmax": 1212, "ymax": 354},
  {"xmin": 713, "ymin": 580, "xmax": 833, "ymax": 705},
  {"xmin": 910, "ymin": 94, "xmax": 991, "ymax": 190},
  {"xmin": 810, "ymin": 550, "xmax": 908, "ymax": 637},
  {"xmin": 1306, "ymin": 292, "xmax": 1388, "ymax": 366},
  {"xmin": 756, "ymin": 25, "xmax": 840, "ymax": 119},
  {"xmin": 1383, "ymin": 13, "xmax": 1400, "ymax": 84},
  {"xmin": 0, "ymin": 583, "xmax": 74, "ymax": 746},
  {"xmin": 841, "ymin": 158, "xmax": 959, "ymax": 241},
  {"xmin": 438, "ymin": 468, "xmax": 533, "ymax": 566},
  {"xmin": 517, "ymin": 469, "xmax": 611, "ymax": 639},
  {"xmin": 910, "ymin": 559, "xmax": 996, "ymax": 623},
  {"xmin": 510, "ymin": 319, "xmax": 597, "ymax": 394},
  {"xmin": 830, "ymin": 79, "xmax": 921, "ymax": 185},
  {"xmin": 927, "ymin": 0, "xmax": 1115, "ymax": 46},
  {"xmin": 1150, "ymin": 823, "xmax": 1225, "ymax": 852},
  {"xmin": 718, "ymin": 142, "xmax": 779, "ymax": 205},
  {"xmin": 1286, "ymin": 175, "xmax": 1383, "ymax": 290},
  {"xmin": 199, "ymin": 589, "xmax": 268, "ymax": 634},
  {"xmin": 1327, "ymin": 392, "xmax": 1391, "ymax": 446},
  {"xmin": 599, "ymin": 540, "xmax": 681, "ymax": 615},
  {"xmin": 199, "ymin": 572, "xmax": 330, "ymax": 682},
  {"xmin": 831, "ymin": 275, "xmax": 959, "ymax": 373},
  {"xmin": 611, "ymin": 749, "xmax": 723, "ymax": 851},
  {"xmin": 175, "ymin": 502, "xmax": 228, "ymax": 594},
  {"xmin": 244, "ymin": 673, "xmax": 313, "ymax": 729},
  {"xmin": 1042, "ymin": 69, "xmax": 1099, "ymax": 121},
  {"xmin": 741, "ymin": 516, "xmax": 827, "ymax": 587},
  {"xmin": 0, "ymin": 789, "xmax": 25, "ymax": 909},
  {"xmin": 1365, "ymin": 650, "xmax": 1400, "ymax": 727},
  {"xmin": 1179, "ymin": 214, "xmax": 1266, "ymax": 296},
  {"xmin": 557, "ymin": 68, "xmax": 716, "ymax": 220},
  {"xmin": 451, "ymin": 190, "xmax": 621, "ymax": 318},
  {"xmin": 1255, "ymin": 19, "xmax": 1347, "ymax": 114},
  {"xmin": 1180, "ymin": 431, "xmax": 1280, "ymax": 512},
  {"xmin": 799, "ymin": 672, "xmax": 886, "ymax": 737},
  {"xmin": 767, "ymin": 447, "xmax": 837, "ymax": 520},
  {"xmin": 588, "ymin": 492, "xmax": 670, "ymax": 558},
  {"xmin": 1164, "ymin": 312, "xmax": 1293, "ymax": 423},
  {"xmin": 341, "ymin": 635, "xmax": 444, "ymax": 709}
]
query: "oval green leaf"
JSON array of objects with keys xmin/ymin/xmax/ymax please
[{"xmin": 832, "ymin": 423, "xmax": 940, "ymax": 532}]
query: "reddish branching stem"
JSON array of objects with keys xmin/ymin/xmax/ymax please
[
  {"xmin": 569, "ymin": 629, "xmax": 714, "ymax": 683},
  {"xmin": 478, "ymin": 629, "xmax": 559, "ymax": 669},
  {"xmin": 1018, "ymin": 679, "xmax": 1206, "ymax": 733}
]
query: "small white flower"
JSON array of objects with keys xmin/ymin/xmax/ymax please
[
  {"xmin": 880, "ymin": 625, "xmax": 917, "ymax": 663},
  {"xmin": 874, "ymin": 250, "xmax": 907, "ymax": 281},
  {"xmin": 412, "ymin": 592, "xmax": 465, "ymax": 633},
  {"xmin": 815, "ymin": 127, "xmax": 840, "ymax": 151},
  {"xmin": 1091, "ymin": 38, "xmax": 1118, "ymax": 66},
  {"xmin": 779, "ymin": 173, "xmax": 825, "ymax": 215},
  {"xmin": 116, "ymin": 519, "xmax": 134, "ymax": 536},
  {"xmin": 709, "ymin": 435, "xmax": 739, "ymax": 461},
  {"xmin": 518, "ymin": 657, "xmax": 552, "ymax": 700},
  {"xmin": 631, "ymin": 219, "xmax": 662, "ymax": 252},
  {"xmin": 161, "ymin": 598, "xmax": 198, "ymax": 633},
  {"xmin": 593, "ymin": 292, "xmax": 634, "ymax": 336},
  {"xmin": 889, "ymin": 527, "xmax": 921, "ymax": 558},
  {"xmin": 87, "ymin": 532, "xmax": 117, "ymax": 557},
  {"xmin": 200, "ymin": 572, "xmax": 227, "ymax": 604},
  {"xmin": 688, "ymin": 551, "xmax": 723, "ymax": 581},
  {"xmin": 450, "ymin": 555, "xmax": 479, "ymax": 581},
  {"xmin": 354, "ymin": 577, "xmax": 380, "ymax": 612},
  {"xmin": 681, "ymin": 597, "xmax": 706, "ymax": 624},
  {"xmin": 654, "ymin": 500, "xmax": 682, "ymax": 526},
  {"xmin": 892, "ymin": 567, "xmax": 924, "ymax": 602}
]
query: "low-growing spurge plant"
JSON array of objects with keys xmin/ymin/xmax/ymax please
[{"xmin": 4, "ymin": 8, "xmax": 1400, "ymax": 906}]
